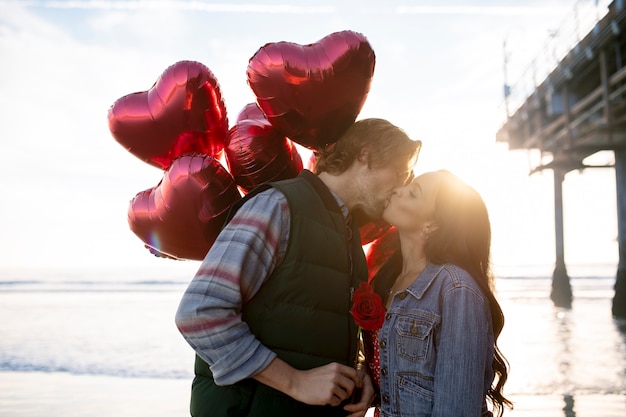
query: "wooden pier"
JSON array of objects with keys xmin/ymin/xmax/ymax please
[{"xmin": 496, "ymin": 0, "xmax": 626, "ymax": 315}]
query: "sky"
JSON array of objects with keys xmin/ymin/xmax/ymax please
[{"xmin": 0, "ymin": 0, "xmax": 619, "ymax": 277}]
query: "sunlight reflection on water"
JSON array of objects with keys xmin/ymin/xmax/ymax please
[{"xmin": 496, "ymin": 274, "xmax": 626, "ymax": 397}]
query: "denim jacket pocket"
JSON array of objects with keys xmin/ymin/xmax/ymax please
[
  {"xmin": 395, "ymin": 315, "xmax": 436, "ymax": 361},
  {"xmin": 396, "ymin": 372, "xmax": 434, "ymax": 416}
]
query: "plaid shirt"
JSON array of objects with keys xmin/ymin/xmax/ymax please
[
  {"xmin": 176, "ymin": 188, "xmax": 289, "ymax": 385},
  {"xmin": 175, "ymin": 187, "xmax": 349, "ymax": 385}
]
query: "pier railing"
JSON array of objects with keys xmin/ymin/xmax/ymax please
[
  {"xmin": 497, "ymin": 0, "xmax": 626, "ymax": 169},
  {"xmin": 505, "ymin": 0, "xmax": 612, "ymax": 118}
]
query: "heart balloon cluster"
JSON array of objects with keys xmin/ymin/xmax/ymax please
[{"xmin": 107, "ymin": 30, "xmax": 378, "ymax": 261}]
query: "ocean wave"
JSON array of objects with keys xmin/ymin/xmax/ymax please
[
  {"xmin": 0, "ymin": 359, "xmax": 192, "ymax": 380},
  {"xmin": 0, "ymin": 279, "xmax": 188, "ymax": 293},
  {"xmin": 0, "ymin": 268, "xmax": 623, "ymax": 398},
  {"xmin": 0, "ymin": 279, "xmax": 187, "ymax": 286}
]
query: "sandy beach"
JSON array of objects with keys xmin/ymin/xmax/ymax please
[
  {"xmin": 0, "ymin": 371, "xmax": 191, "ymax": 417},
  {"xmin": 1, "ymin": 371, "xmax": 624, "ymax": 417}
]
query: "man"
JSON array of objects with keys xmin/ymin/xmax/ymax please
[{"xmin": 175, "ymin": 118, "xmax": 421, "ymax": 417}]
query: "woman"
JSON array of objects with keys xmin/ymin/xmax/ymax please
[{"xmin": 361, "ymin": 170, "xmax": 512, "ymax": 417}]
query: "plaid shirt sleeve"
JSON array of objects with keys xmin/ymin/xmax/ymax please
[{"xmin": 175, "ymin": 188, "xmax": 290, "ymax": 385}]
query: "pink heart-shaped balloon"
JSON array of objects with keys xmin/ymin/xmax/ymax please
[
  {"xmin": 225, "ymin": 119, "xmax": 303, "ymax": 193},
  {"xmin": 128, "ymin": 154, "xmax": 241, "ymax": 260},
  {"xmin": 247, "ymin": 30, "xmax": 375, "ymax": 150},
  {"xmin": 108, "ymin": 61, "xmax": 229, "ymax": 170}
]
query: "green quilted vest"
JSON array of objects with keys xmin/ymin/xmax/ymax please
[{"xmin": 190, "ymin": 170, "xmax": 368, "ymax": 417}]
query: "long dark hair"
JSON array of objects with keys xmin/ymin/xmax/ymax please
[
  {"xmin": 372, "ymin": 170, "xmax": 512, "ymax": 415},
  {"xmin": 425, "ymin": 170, "xmax": 512, "ymax": 416}
]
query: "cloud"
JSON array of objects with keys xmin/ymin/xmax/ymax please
[
  {"xmin": 0, "ymin": 0, "xmax": 619, "ymax": 269},
  {"xmin": 18, "ymin": 0, "xmax": 335, "ymax": 13},
  {"xmin": 395, "ymin": 5, "xmax": 571, "ymax": 17}
]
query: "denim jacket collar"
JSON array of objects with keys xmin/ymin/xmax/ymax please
[{"xmin": 404, "ymin": 263, "xmax": 446, "ymax": 300}]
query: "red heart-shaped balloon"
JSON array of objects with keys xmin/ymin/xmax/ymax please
[
  {"xmin": 247, "ymin": 30, "xmax": 375, "ymax": 150},
  {"xmin": 225, "ymin": 119, "xmax": 303, "ymax": 193},
  {"xmin": 365, "ymin": 227, "xmax": 399, "ymax": 282},
  {"xmin": 236, "ymin": 102, "xmax": 268, "ymax": 124},
  {"xmin": 359, "ymin": 218, "xmax": 393, "ymax": 246},
  {"xmin": 108, "ymin": 61, "xmax": 229, "ymax": 170},
  {"xmin": 351, "ymin": 208, "xmax": 393, "ymax": 245},
  {"xmin": 128, "ymin": 154, "xmax": 241, "ymax": 260}
]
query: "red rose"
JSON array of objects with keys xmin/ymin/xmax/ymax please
[{"xmin": 351, "ymin": 282, "xmax": 386, "ymax": 331}]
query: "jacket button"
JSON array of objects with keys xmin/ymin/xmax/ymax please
[
  {"xmin": 379, "ymin": 340, "xmax": 386, "ymax": 349},
  {"xmin": 382, "ymin": 395, "xmax": 389, "ymax": 403},
  {"xmin": 398, "ymin": 292, "xmax": 407, "ymax": 299},
  {"xmin": 381, "ymin": 368, "xmax": 387, "ymax": 376}
]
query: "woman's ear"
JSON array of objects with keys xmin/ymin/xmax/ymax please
[
  {"xmin": 424, "ymin": 220, "xmax": 439, "ymax": 233},
  {"xmin": 421, "ymin": 221, "xmax": 439, "ymax": 240}
]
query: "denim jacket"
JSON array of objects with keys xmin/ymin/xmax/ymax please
[{"xmin": 376, "ymin": 263, "xmax": 495, "ymax": 417}]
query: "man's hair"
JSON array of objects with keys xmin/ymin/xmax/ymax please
[{"xmin": 313, "ymin": 118, "xmax": 421, "ymax": 175}]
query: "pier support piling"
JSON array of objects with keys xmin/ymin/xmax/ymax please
[
  {"xmin": 613, "ymin": 149, "xmax": 626, "ymax": 318},
  {"xmin": 497, "ymin": 1, "xmax": 626, "ymax": 314},
  {"xmin": 551, "ymin": 169, "xmax": 573, "ymax": 308}
]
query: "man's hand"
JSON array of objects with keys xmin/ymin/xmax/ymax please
[
  {"xmin": 343, "ymin": 365, "xmax": 375, "ymax": 417},
  {"xmin": 253, "ymin": 358, "xmax": 362, "ymax": 406}
]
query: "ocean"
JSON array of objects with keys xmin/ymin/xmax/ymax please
[{"xmin": 0, "ymin": 263, "xmax": 624, "ymax": 416}]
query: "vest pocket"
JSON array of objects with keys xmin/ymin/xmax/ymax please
[{"xmin": 395, "ymin": 316, "xmax": 435, "ymax": 361}]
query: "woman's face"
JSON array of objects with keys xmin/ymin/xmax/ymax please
[{"xmin": 382, "ymin": 171, "xmax": 439, "ymax": 233}]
